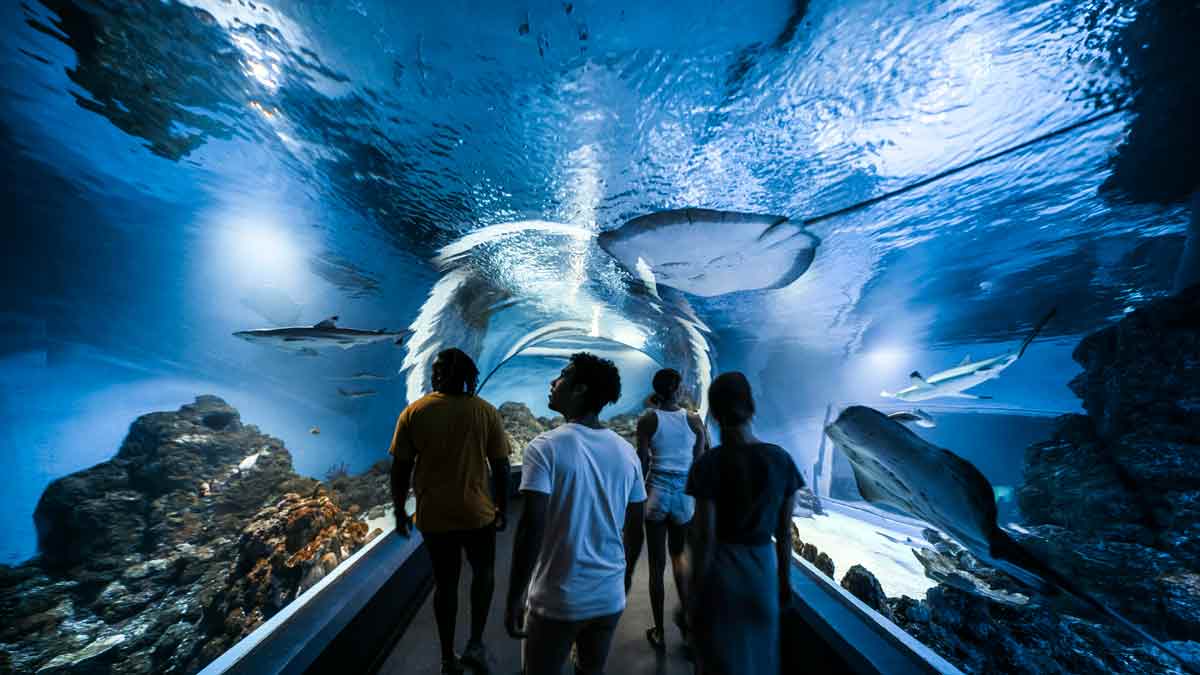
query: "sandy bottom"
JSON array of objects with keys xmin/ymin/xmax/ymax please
[
  {"xmin": 360, "ymin": 497, "xmax": 415, "ymax": 536},
  {"xmin": 793, "ymin": 504, "xmax": 937, "ymax": 600}
]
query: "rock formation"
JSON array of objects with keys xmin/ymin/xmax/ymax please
[
  {"xmin": 0, "ymin": 396, "xmax": 382, "ymax": 674},
  {"xmin": 880, "ymin": 286, "xmax": 1200, "ymax": 673},
  {"xmin": 498, "ymin": 402, "xmax": 641, "ymax": 462}
]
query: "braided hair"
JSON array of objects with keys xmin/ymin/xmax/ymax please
[{"xmin": 432, "ymin": 348, "xmax": 479, "ymax": 395}]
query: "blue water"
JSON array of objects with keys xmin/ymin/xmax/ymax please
[{"xmin": 0, "ymin": 0, "xmax": 1193, "ymax": 578}]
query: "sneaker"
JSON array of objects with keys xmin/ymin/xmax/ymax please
[
  {"xmin": 460, "ymin": 641, "xmax": 490, "ymax": 671},
  {"xmin": 645, "ymin": 626, "xmax": 665, "ymax": 649},
  {"xmin": 441, "ymin": 655, "xmax": 465, "ymax": 674}
]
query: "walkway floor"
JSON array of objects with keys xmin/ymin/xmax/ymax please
[{"xmin": 377, "ymin": 500, "xmax": 694, "ymax": 675}]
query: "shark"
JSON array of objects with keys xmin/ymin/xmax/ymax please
[
  {"xmin": 233, "ymin": 316, "xmax": 411, "ymax": 354},
  {"xmin": 825, "ymin": 405, "xmax": 1196, "ymax": 672},
  {"xmin": 881, "ymin": 309, "xmax": 1056, "ymax": 401}
]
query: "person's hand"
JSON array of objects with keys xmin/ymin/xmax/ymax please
[
  {"xmin": 494, "ymin": 512, "xmax": 508, "ymax": 533},
  {"xmin": 505, "ymin": 598, "xmax": 528, "ymax": 639},
  {"xmin": 394, "ymin": 505, "xmax": 411, "ymax": 536}
]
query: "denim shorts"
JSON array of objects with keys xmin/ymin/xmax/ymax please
[{"xmin": 644, "ymin": 470, "xmax": 694, "ymax": 524}]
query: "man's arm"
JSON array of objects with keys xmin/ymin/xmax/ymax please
[
  {"xmin": 506, "ymin": 491, "xmax": 547, "ymax": 638},
  {"xmin": 486, "ymin": 408, "xmax": 512, "ymax": 531},
  {"xmin": 489, "ymin": 455, "xmax": 510, "ymax": 531},
  {"xmin": 775, "ymin": 491, "xmax": 797, "ymax": 608},
  {"xmin": 390, "ymin": 458, "xmax": 414, "ymax": 536},
  {"xmin": 387, "ymin": 410, "xmax": 418, "ymax": 536},
  {"xmin": 623, "ymin": 499, "xmax": 645, "ymax": 595}
]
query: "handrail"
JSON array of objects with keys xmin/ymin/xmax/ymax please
[{"xmin": 787, "ymin": 554, "xmax": 963, "ymax": 675}]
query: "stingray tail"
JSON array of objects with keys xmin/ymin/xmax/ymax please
[
  {"xmin": 990, "ymin": 530, "xmax": 1199, "ymax": 674},
  {"xmin": 1017, "ymin": 308, "xmax": 1057, "ymax": 358}
]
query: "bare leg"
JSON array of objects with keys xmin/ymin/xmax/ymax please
[
  {"xmin": 645, "ymin": 519, "xmax": 668, "ymax": 632},
  {"xmin": 668, "ymin": 521, "xmax": 691, "ymax": 622}
]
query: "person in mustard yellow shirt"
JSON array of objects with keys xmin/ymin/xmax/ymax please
[{"xmin": 390, "ymin": 348, "xmax": 511, "ymax": 674}]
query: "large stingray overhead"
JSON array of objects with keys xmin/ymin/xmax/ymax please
[
  {"xmin": 596, "ymin": 208, "xmax": 820, "ymax": 297},
  {"xmin": 825, "ymin": 405, "xmax": 1197, "ymax": 671}
]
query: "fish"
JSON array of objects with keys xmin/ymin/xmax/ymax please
[
  {"xmin": 329, "ymin": 371, "xmax": 395, "ymax": 381},
  {"xmin": 309, "ymin": 426, "xmax": 321, "ymax": 435},
  {"xmin": 596, "ymin": 208, "xmax": 819, "ymax": 297},
  {"xmin": 887, "ymin": 408, "xmax": 936, "ymax": 428},
  {"xmin": 825, "ymin": 405, "xmax": 1197, "ymax": 671},
  {"xmin": 881, "ymin": 309, "xmax": 1056, "ymax": 401},
  {"xmin": 233, "ymin": 316, "xmax": 411, "ymax": 354},
  {"xmin": 337, "ymin": 387, "xmax": 377, "ymax": 399}
]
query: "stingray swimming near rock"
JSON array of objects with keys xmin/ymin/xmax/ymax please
[
  {"xmin": 596, "ymin": 208, "xmax": 820, "ymax": 297},
  {"xmin": 825, "ymin": 405, "xmax": 1197, "ymax": 672}
]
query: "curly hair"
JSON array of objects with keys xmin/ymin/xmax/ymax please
[{"xmin": 568, "ymin": 352, "xmax": 621, "ymax": 413}]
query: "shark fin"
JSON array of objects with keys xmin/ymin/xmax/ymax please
[
  {"xmin": 959, "ymin": 354, "xmax": 972, "ymax": 366},
  {"xmin": 1017, "ymin": 308, "xmax": 1057, "ymax": 358},
  {"xmin": 314, "ymin": 315, "xmax": 339, "ymax": 329},
  {"xmin": 909, "ymin": 371, "xmax": 928, "ymax": 385}
]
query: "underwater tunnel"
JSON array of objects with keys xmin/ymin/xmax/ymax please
[{"xmin": 1, "ymin": 0, "xmax": 1199, "ymax": 673}]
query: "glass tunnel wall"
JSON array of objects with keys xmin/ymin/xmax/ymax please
[{"xmin": 1, "ymin": 0, "xmax": 1198, "ymax": 673}]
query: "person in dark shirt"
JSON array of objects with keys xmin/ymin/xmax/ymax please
[{"xmin": 685, "ymin": 371, "xmax": 802, "ymax": 675}]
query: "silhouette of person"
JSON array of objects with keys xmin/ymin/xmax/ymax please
[{"xmin": 390, "ymin": 348, "xmax": 510, "ymax": 674}]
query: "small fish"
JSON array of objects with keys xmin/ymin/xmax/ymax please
[
  {"xmin": 309, "ymin": 426, "xmax": 321, "ymax": 435},
  {"xmin": 330, "ymin": 371, "xmax": 394, "ymax": 381},
  {"xmin": 887, "ymin": 408, "xmax": 936, "ymax": 428},
  {"xmin": 338, "ymin": 387, "xmax": 377, "ymax": 399}
]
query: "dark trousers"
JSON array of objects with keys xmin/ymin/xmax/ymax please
[
  {"xmin": 423, "ymin": 525, "xmax": 497, "ymax": 658},
  {"xmin": 523, "ymin": 610, "xmax": 622, "ymax": 675}
]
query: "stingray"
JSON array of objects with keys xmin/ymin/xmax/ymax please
[
  {"xmin": 882, "ymin": 309, "xmax": 1056, "ymax": 401},
  {"xmin": 596, "ymin": 208, "xmax": 820, "ymax": 297},
  {"xmin": 233, "ymin": 316, "xmax": 411, "ymax": 354},
  {"xmin": 825, "ymin": 405, "xmax": 1196, "ymax": 671}
]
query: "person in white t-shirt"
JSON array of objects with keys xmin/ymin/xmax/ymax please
[{"xmin": 505, "ymin": 352, "xmax": 647, "ymax": 675}]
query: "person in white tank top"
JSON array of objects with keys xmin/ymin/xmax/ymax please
[{"xmin": 632, "ymin": 368, "xmax": 708, "ymax": 650}]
